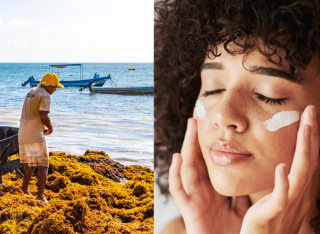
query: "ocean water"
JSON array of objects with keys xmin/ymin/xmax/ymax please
[{"xmin": 0, "ymin": 63, "xmax": 154, "ymax": 168}]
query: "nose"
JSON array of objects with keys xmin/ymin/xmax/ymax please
[{"xmin": 210, "ymin": 92, "xmax": 248, "ymax": 133}]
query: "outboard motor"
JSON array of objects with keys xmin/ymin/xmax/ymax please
[
  {"xmin": 88, "ymin": 80, "xmax": 96, "ymax": 92},
  {"xmin": 79, "ymin": 80, "xmax": 96, "ymax": 92},
  {"xmin": 93, "ymin": 72, "xmax": 100, "ymax": 79},
  {"xmin": 21, "ymin": 76, "xmax": 35, "ymax": 86}
]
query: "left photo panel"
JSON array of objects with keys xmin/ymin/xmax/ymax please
[{"xmin": 0, "ymin": 0, "xmax": 154, "ymax": 233}]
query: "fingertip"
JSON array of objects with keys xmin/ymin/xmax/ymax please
[
  {"xmin": 183, "ymin": 118, "xmax": 198, "ymax": 146},
  {"xmin": 278, "ymin": 163, "xmax": 287, "ymax": 176},
  {"xmin": 309, "ymin": 105, "xmax": 316, "ymax": 119},
  {"xmin": 193, "ymin": 108, "xmax": 197, "ymax": 119},
  {"xmin": 170, "ymin": 153, "xmax": 182, "ymax": 173},
  {"xmin": 187, "ymin": 117, "xmax": 197, "ymax": 127},
  {"xmin": 270, "ymin": 164, "xmax": 289, "ymax": 214},
  {"xmin": 275, "ymin": 163, "xmax": 289, "ymax": 189},
  {"xmin": 172, "ymin": 153, "xmax": 177, "ymax": 163},
  {"xmin": 171, "ymin": 153, "xmax": 181, "ymax": 164}
]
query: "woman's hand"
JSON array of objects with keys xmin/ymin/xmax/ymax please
[
  {"xmin": 240, "ymin": 105, "xmax": 319, "ymax": 234},
  {"xmin": 169, "ymin": 118, "xmax": 251, "ymax": 234}
]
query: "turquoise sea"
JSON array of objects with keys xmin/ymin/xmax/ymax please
[{"xmin": 0, "ymin": 63, "xmax": 154, "ymax": 168}]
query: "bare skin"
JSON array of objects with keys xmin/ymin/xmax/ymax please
[
  {"xmin": 21, "ymin": 165, "xmax": 35, "ymax": 196},
  {"xmin": 39, "ymin": 84, "xmax": 56, "ymax": 135},
  {"xmin": 39, "ymin": 111, "xmax": 53, "ymax": 135},
  {"xmin": 21, "ymin": 85, "xmax": 57, "ymax": 203},
  {"xmin": 164, "ymin": 45, "xmax": 320, "ymax": 233},
  {"xmin": 21, "ymin": 166, "xmax": 49, "ymax": 203},
  {"xmin": 41, "ymin": 84, "xmax": 57, "ymax": 95},
  {"xmin": 36, "ymin": 166, "xmax": 48, "ymax": 203},
  {"xmin": 161, "ymin": 217, "xmax": 186, "ymax": 234}
]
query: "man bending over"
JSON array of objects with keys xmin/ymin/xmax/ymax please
[{"xmin": 18, "ymin": 73, "xmax": 64, "ymax": 203}]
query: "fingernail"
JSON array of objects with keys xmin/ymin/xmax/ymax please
[
  {"xmin": 172, "ymin": 154, "xmax": 176, "ymax": 162},
  {"xmin": 310, "ymin": 106, "xmax": 316, "ymax": 119},
  {"xmin": 280, "ymin": 165, "xmax": 287, "ymax": 175},
  {"xmin": 304, "ymin": 125, "xmax": 311, "ymax": 138},
  {"xmin": 193, "ymin": 108, "xmax": 197, "ymax": 119}
]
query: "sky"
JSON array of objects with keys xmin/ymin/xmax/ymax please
[{"xmin": 0, "ymin": 0, "xmax": 153, "ymax": 62}]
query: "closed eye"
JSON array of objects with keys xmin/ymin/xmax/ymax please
[
  {"xmin": 202, "ymin": 89, "xmax": 225, "ymax": 97},
  {"xmin": 255, "ymin": 93, "xmax": 287, "ymax": 105}
]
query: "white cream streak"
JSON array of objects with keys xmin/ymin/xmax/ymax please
[
  {"xmin": 195, "ymin": 100, "xmax": 206, "ymax": 119},
  {"xmin": 263, "ymin": 110, "xmax": 300, "ymax": 132}
]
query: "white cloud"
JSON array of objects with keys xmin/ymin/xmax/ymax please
[
  {"xmin": 7, "ymin": 18, "xmax": 33, "ymax": 27},
  {"xmin": 0, "ymin": 20, "xmax": 4, "ymax": 26}
]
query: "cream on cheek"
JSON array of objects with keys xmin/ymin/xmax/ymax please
[
  {"xmin": 195, "ymin": 100, "xmax": 206, "ymax": 119},
  {"xmin": 263, "ymin": 110, "xmax": 300, "ymax": 132},
  {"xmin": 195, "ymin": 99, "xmax": 300, "ymax": 133}
]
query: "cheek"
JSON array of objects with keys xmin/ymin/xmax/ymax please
[{"xmin": 253, "ymin": 119, "xmax": 299, "ymax": 169}]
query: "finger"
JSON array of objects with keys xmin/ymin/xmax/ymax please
[
  {"xmin": 169, "ymin": 153, "xmax": 189, "ymax": 207},
  {"xmin": 181, "ymin": 118, "xmax": 202, "ymax": 161},
  {"xmin": 232, "ymin": 196, "xmax": 251, "ymax": 217},
  {"xmin": 299, "ymin": 106, "xmax": 319, "ymax": 173},
  {"xmin": 301, "ymin": 179, "xmax": 312, "ymax": 214},
  {"xmin": 289, "ymin": 122, "xmax": 311, "ymax": 198},
  {"xmin": 259, "ymin": 164, "xmax": 289, "ymax": 221},
  {"xmin": 306, "ymin": 106, "xmax": 319, "ymax": 177},
  {"xmin": 181, "ymin": 118, "xmax": 207, "ymax": 193},
  {"xmin": 193, "ymin": 108, "xmax": 197, "ymax": 119},
  {"xmin": 271, "ymin": 164, "xmax": 289, "ymax": 212}
]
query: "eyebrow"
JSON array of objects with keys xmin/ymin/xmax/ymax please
[{"xmin": 200, "ymin": 62, "xmax": 299, "ymax": 84}]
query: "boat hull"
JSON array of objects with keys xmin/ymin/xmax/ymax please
[
  {"xmin": 91, "ymin": 85, "xmax": 154, "ymax": 95},
  {"xmin": 30, "ymin": 77, "xmax": 108, "ymax": 87}
]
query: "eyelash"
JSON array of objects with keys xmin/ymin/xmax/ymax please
[
  {"xmin": 202, "ymin": 90, "xmax": 287, "ymax": 105},
  {"xmin": 203, "ymin": 89, "xmax": 225, "ymax": 97},
  {"xmin": 255, "ymin": 93, "xmax": 287, "ymax": 105}
]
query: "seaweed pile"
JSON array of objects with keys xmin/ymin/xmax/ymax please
[{"xmin": 0, "ymin": 150, "xmax": 154, "ymax": 234}]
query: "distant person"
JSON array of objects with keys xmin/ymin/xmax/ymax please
[{"xmin": 18, "ymin": 73, "xmax": 64, "ymax": 203}]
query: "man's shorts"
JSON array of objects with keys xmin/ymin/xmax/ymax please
[{"xmin": 19, "ymin": 141, "xmax": 49, "ymax": 167}]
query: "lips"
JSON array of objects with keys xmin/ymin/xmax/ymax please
[{"xmin": 209, "ymin": 140, "xmax": 252, "ymax": 166}]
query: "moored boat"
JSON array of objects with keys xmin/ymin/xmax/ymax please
[
  {"xmin": 83, "ymin": 79, "xmax": 153, "ymax": 95},
  {"xmin": 89, "ymin": 85, "xmax": 154, "ymax": 94},
  {"xmin": 22, "ymin": 64, "xmax": 110, "ymax": 87}
]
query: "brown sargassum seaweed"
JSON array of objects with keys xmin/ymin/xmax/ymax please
[{"xmin": 0, "ymin": 150, "xmax": 154, "ymax": 234}]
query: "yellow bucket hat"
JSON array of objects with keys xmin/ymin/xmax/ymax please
[{"xmin": 37, "ymin": 73, "xmax": 64, "ymax": 88}]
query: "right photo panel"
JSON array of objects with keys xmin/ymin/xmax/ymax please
[{"xmin": 155, "ymin": 0, "xmax": 320, "ymax": 233}]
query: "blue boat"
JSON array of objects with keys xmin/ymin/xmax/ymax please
[{"xmin": 22, "ymin": 64, "xmax": 110, "ymax": 87}]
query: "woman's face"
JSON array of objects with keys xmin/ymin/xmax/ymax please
[{"xmin": 197, "ymin": 44, "xmax": 320, "ymax": 197}]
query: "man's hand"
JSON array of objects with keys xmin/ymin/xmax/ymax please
[
  {"xmin": 39, "ymin": 111, "xmax": 53, "ymax": 135},
  {"xmin": 43, "ymin": 129, "xmax": 53, "ymax": 136}
]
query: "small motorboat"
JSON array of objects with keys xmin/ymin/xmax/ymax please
[
  {"xmin": 128, "ymin": 68, "xmax": 135, "ymax": 70},
  {"xmin": 89, "ymin": 85, "xmax": 154, "ymax": 94},
  {"xmin": 81, "ymin": 80, "xmax": 153, "ymax": 95},
  {"xmin": 22, "ymin": 64, "xmax": 110, "ymax": 87}
]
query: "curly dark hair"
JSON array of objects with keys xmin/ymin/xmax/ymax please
[{"xmin": 155, "ymin": 0, "xmax": 320, "ymax": 231}]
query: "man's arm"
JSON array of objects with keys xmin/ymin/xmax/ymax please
[{"xmin": 39, "ymin": 111, "xmax": 53, "ymax": 135}]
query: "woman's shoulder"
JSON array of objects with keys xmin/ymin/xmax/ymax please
[{"xmin": 160, "ymin": 217, "xmax": 186, "ymax": 234}]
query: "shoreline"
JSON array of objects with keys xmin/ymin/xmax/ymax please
[{"xmin": 0, "ymin": 106, "xmax": 154, "ymax": 169}]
